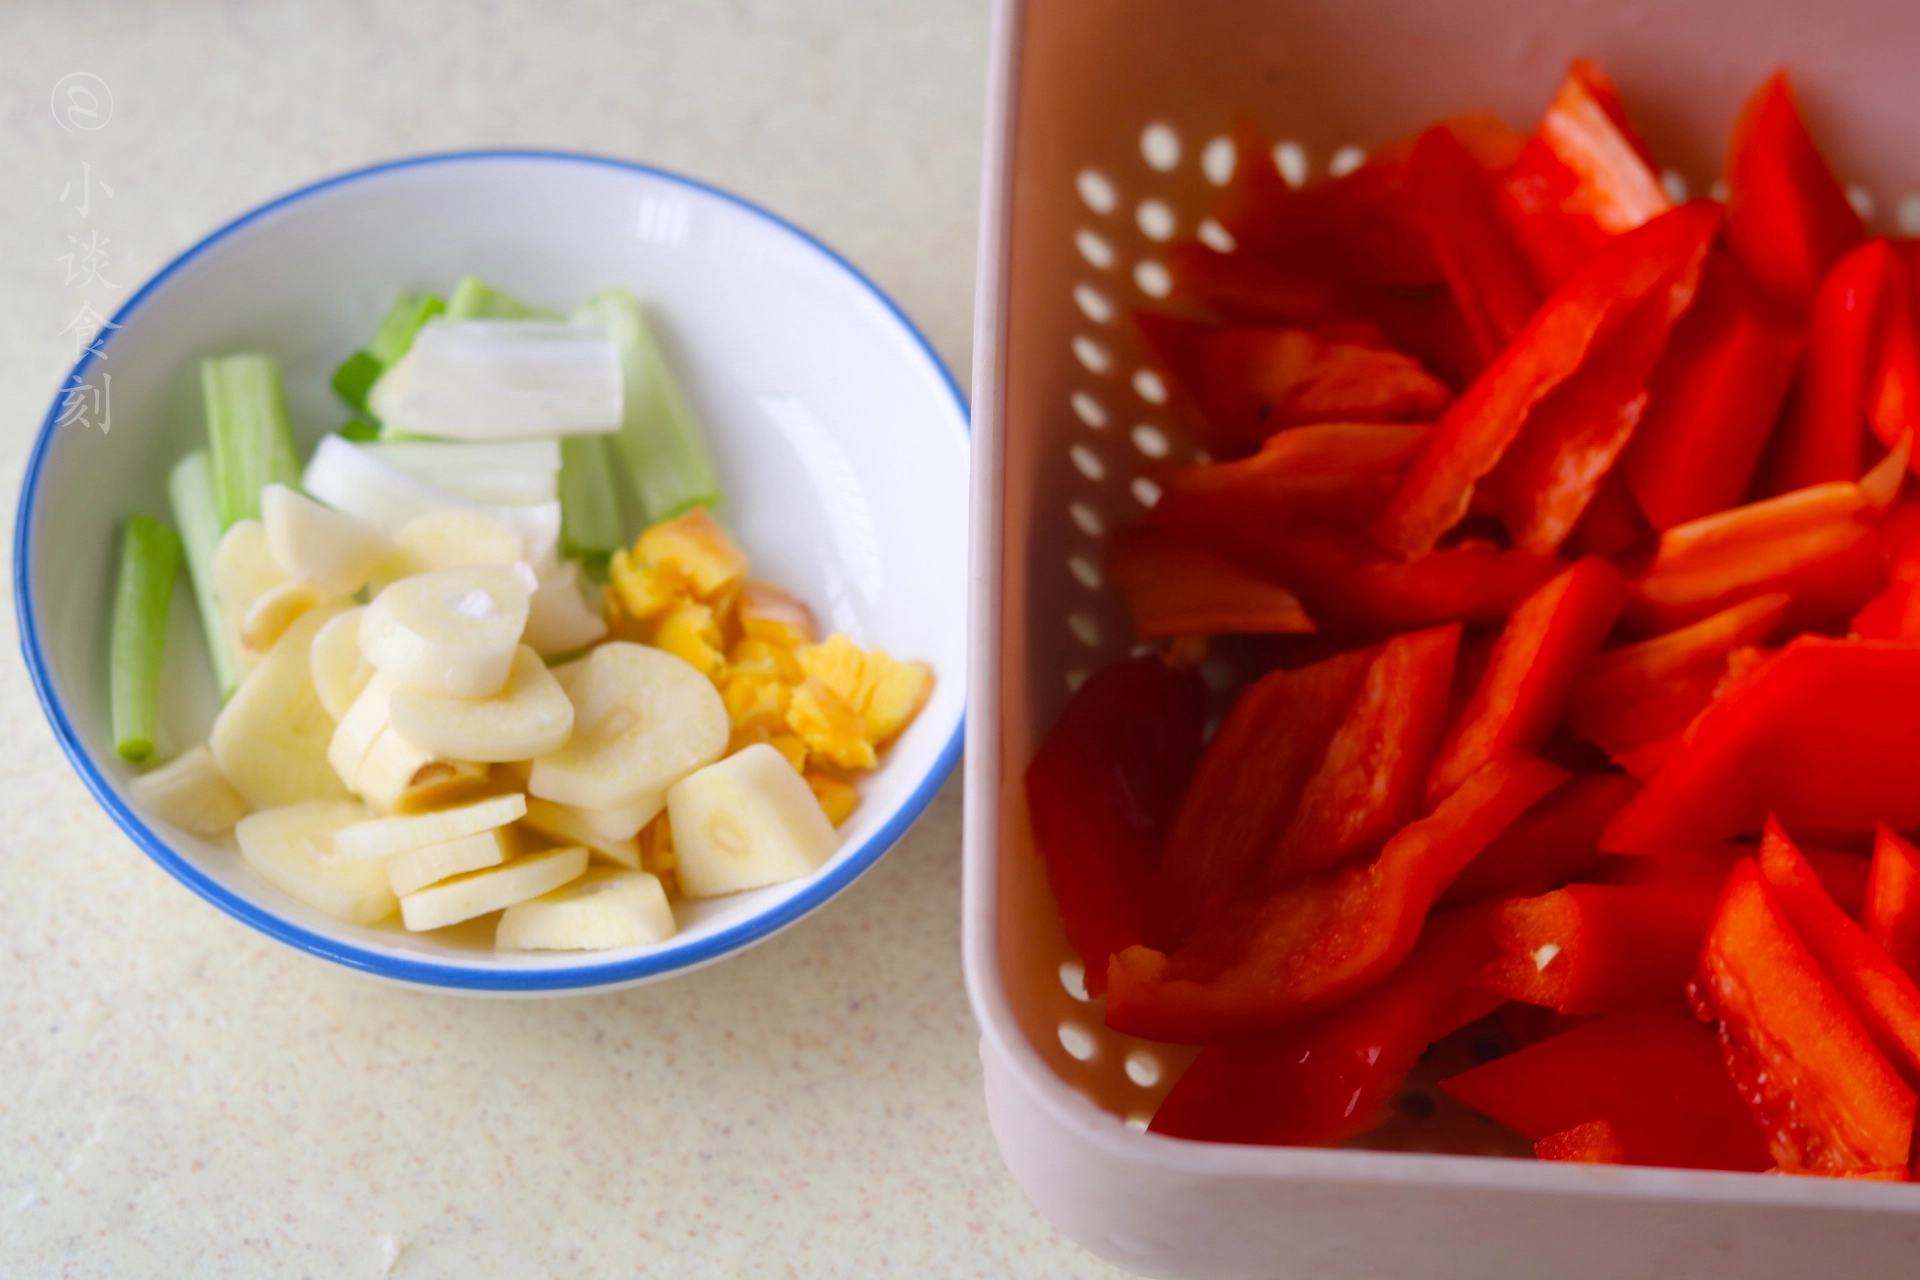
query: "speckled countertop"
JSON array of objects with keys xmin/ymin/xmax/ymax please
[{"xmin": 0, "ymin": 4, "xmax": 1124, "ymax": 1274}]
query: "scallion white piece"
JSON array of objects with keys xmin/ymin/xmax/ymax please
[{"xmin": 370, "ymin": 321, "xmax": 623, "ymax": 441}]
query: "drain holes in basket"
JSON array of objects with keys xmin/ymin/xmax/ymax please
[
  {"xmin": 1710, "ymin": 178, "xmax": 1730, "ymax": 202},
  {"xmin": 1124, "ymin": 1049, "xmax": 1164, "ymax": 1088},
  {"xmin": 1131, "ymin": 424, "xmax": 1170, "ymax": 459},
  {"xmin": 1141, "ymin": 122, "xmax": 1182, "ymax": 172},
  {"xmin": 1069, "ymin": 501, "xmax": 1105, "ymax": 536},
  {"xmin": 1328, "ymin": 145, "xmax": 1366, "ymax": 178},
  {"xmin": 1900, "ymin": 195, "xmax": 1920, "ymax": 235},
  {"xmin": 1132, "ymin": 476, "xmax": 1163, "ymax": 508},
  {"xmin": 1274, "ymin": 140, "xmax": 1309, "ymax": 189},
  {"xmin": 1074, "ymin": 335, "xmax": 1113, "ymax": 374},
  {"xmin": 1202, "ymin": 135, "xmax": 1236, "ymax": 186},
  {"xmin": 1196, "ymin": 217, "xmax": 1235, "ymax": 253},
  {"xmin": 1065, "ymin": 667, "xmax": 1089, "ymax": 693},
  {"xmin": 1071, "ymin": 391, "xmax": 1108, "ymax": 428},
  {"xmin": 1076, "ymin": 228, "xmax": 1116, "ymax": 269},
  {"xmin": 1660, "ymin": 169, "xmax": 1690, "ymax": 203},
  {"xmin": 1068, "ymin": 554, "xmax": 1103, "ymax": 590},
  {"xmin": 1132, "ymin": 369, "xmax": 1168, "ymax": 404},
  {"xmin": 1136, "ymin": 199, "xmax": 1177, "ymax": 242},
  {"xmin": 1059, "ymin": 1022, "xmax": 1099, "ymax": 1061},
  {"xmin": 1124, "ymin": 1115, "xmax": 1152, "ymax": 1133},
  {"xmin": 1068, "ymin": 611, "xmax": 1102, "ymax": 647},
  {"xmin": 1074, "ymin": 283, "xmax": 1115, "ymax": 324},
  {"xmin": 1134, "ymin": 260, "xmax": 1172, "ymax": 298},
  {"xmin": 1848, "ymin": 183, "xmax": 1875, "ymax": 220},
  {"xmin": 1076, "ymin": 168, "xmax": 1119, "ymax": 215},
  {"xmin": 1059, "ymin": 959, "xmax": 1090, "ymax": 1001},
  {"xmin": 1070, "ymin": 444, "xmax": 1106, "ymax": 481}
]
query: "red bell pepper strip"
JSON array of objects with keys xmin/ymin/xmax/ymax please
[
  {"xmin": 1620, "ymin": 479, "xmax": 1888, "ymax": 635},
  {"xmin": 1103, "ymin": 526, "xmax": 1315, "ymax": 640},
  {"xmin": 1108, "ymin": 753, "xmax": 1568, "ymax": 1043},
  {"xmin": 1025, "ymin": 657, "xmax": 1208, "ymax": 997},
  {"xmin": 1138, "ymin": 318, "xmax": 1453, "ymax": 450},
  {"xmin": 1564, "ymin": 469, "xmax": 1655, "ymax": 560},
  {"xmin": 1168, "ymin": 241, "xmax": 1360, "ymax": 329},
  {"xmin": 1622, "ymin": 253, "xmax": 1807, "ymax": 529},
  {"xmin": 1499, "ymin": 1002, "xmax": 1599, "ymax": 1051},
  {"xmin": 1535, "ymin": 1118, "xmax": 1628, "ymax": 1164},
  {"xmin": 1867, "ymin": 826, "xmax": 1920, "ymax": 984},
  {"xmin": 1867, "ymin": 261, "xmax": 1920, "ymax": 453},
  {"xmin": 1604, "ymin": 637, "xmax": 1920, "ymax": 854},
  {"xmin": 1565, "ymin": 593, "xmax": 1789, "ymax": 756},
  {"xmin": 1759, "ymin": 819, "xmax": 1920, "ymax": 1087},
  {"xmin": 1374, "ymin": 202, "xmax": 1722, "ymax": 559},
  {"xmin": 1757, "ymin": 240, "xmax": 1904, "ymax": 494},
  {"xmin": 1148, "ymin": 423, "xmax": 1427, "ymax": 534},
  {"xmin": 1690, "ymin": 859, "xmax": 1916, "ymax": 1174},
  {"xmin": 1426, "ymin": 557, "xmax": 1625, "ymax": 805},
  {"xmin": 1146, "ymin": 650, "xmax": 1373, "ymax": 950},
  {"xmin": 1409, "ymin": 122, "xmax": 1542, "ymax": 368},
  {"xmin": 1849, "ymin": 501, "xmax": 1920, "ymax": 638},
  {"xmin": 1485, "ymin": 274, "xmax": 1706, "ymax": 554},
  {"xmin": 1600, "ymin": 841, "xmax": 1872, "ymax": 918},
  {"xmin": 1476, "ymin": 883, "xmax": 1718, "ymax": 1015},
  {"xmin": 1497, "ymin": 59, "xmax": 1671, "ymax": 293},
  {"xmin": 1440, "ymin": 771, "xmax": 1639, "ymax": 908},
  {"xmin": 1148, "ymin": 907, "xmax": 1500, "ymax": 1147},
  {"xmin": 1267, "ymin": 625, "xmax": 1460, "ymax": 880},
  {"xmin": 1724, "ymin": 69, "xmax": 1866, "ymax": 314},
  {"xmin": 1441, "ymin": 1007, "xmax": 1772, "ymax": 1172}
]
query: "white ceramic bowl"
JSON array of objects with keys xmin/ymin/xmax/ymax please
[{"xmin": 15, "ymin": 151, "xmax": 968, "ymax": 995}]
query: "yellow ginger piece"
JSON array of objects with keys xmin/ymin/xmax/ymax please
[
  {"xmin": 608, "ymin": 548, "xmax": 691, "ymax": 621},
  {"xmin": 638, "ymin": 811, "xmax": 680, "ymax": 897},
  {"xmin": 805, "ymin": 771, "xmax": 860, "ymax": 827},
  {"xmin": 729, "ymin": 636, "xmax": 803, "ymax": 685},
  {"xmin": 739, "ymin": 580, "xmax": 818, "ymax": 649},
  {"xmin": 855, "ymin": 652, "xmax": 935, "ymax": 747},
  {"xmin": 722, "ymin": 671, "xmax": 790, "ymax": 733},
  {"xmin": 637, "ymin": 508, "xmax": 748, "ymax": 599},
  {"xmin": 653, "ymin": 600, "xmax": 726, "ymax": 678},
  {"xmin": 795, "ymin": 633, "xmax": 936, "ymax": 750},
  {"xmin": 786, "ymin": 677, "xmax": 876, "ymax": 770},
  {"xmin": 729, "ymin": 723, "xmax": 808, "ymax": 774}
]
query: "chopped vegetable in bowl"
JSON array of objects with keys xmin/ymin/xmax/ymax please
[{"xmin": 116, "ymin": 275, "xmax": 932, "ymax": 954}]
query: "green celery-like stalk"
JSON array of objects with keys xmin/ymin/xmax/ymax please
[
  {"xmin": 202, "ymin": 354, "xmax": 301, "ymax": 527},
  {"xmin": 558, "ymin": 434, "xmax": 626, "ymax": 560},
  {"xmin": 329, "ymin": 350, "xmax": 383, "ymax": 413},
  {"xmin": 369, "ymin": 292, "xmax": 446, "ymax": 365},
  {"xmin": 446, "ymin": 275, "xmax": 559, "ymax": 321},
  {"xmin": 110, "ymin": 514, "xmax": 183, "ymax": 762},
  {"xmin": 574, "ymin": 288, "xmax": 722, "ymax": 523},
  {"xmin": 339, "ymin": 417, "xmax": 381, "ymax": 443},
  {"xmin": 168, "ymin": 451, "xmax": 238, "ymax": 699}
]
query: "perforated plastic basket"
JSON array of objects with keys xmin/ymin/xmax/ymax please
[{"xmin": 961, "ymin": 1, "xmax": 1920, "ymax": 1275}]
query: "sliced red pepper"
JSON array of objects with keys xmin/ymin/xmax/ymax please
[
  {"xmin": 1426, "ymin": 558, "xmax": 1625, "ymax": 805},
  {"xmin": 1850, "ymin": 501, "xmax": 1920, "ymax": 638},
  {"xmin": 1148, "ymin": 422, "xmax": 1427, "ymax": 535},
  {"xmin": 1622, "ymin": 252, "xmax": 1806, "ymax": 529},
  {"xmin": 1103, "ymin": 526, "xmax": 1315, "ymax": 640},
  {"xmin": 1601, "ymin": 841, "xmax": 1872, "ymax": 918},
  {"xmin": 1867, "ymin": 825, "xmax": 1920, "ymax": 984},
  {"xmin": 1499, "ymin": 1002, "xmax": 1599, "ymax": 1051},
  {"xmin": 1868, "ymin": 259, "xmax": 1920, "ymax": 453},
  {"xmin": 1148, "ymin": 907, "xmax": 1499, "ymax": 1147},
  {"xmin": 1440, "ymin": 771, "xmax": 1640, "ymax": 908},
  {"xmin": 1484, "ymin": 270, "xmax": 1706, "ymax": 554},
  {"xmin": 1565, "ymin": 593, "xmax": 1789, "ymax": 756},
  {"xmin": 1690, "ymin": 859, "xmax": 1916, "ymax": 1174},
  {"xmin": 1620, "ymin": 479, "xmax": 1887, "ymax": 635},
  {"xmin": 1137, "ymin": 318, "xmax": 1452, "ymax": 450},
  {"xmin": 1604, "ymin": 637, "xmax": 1920, "ymax": 854},
  {"xmin": 1108, "ymin": 753, "xmax": 1568, "ymax": 1043},
  {"xmin": 1267, "ymin": 625, "xmax": 1460, "ymax": 881},
  {"xmin": 1146, "ymin": 650, "xmax": 1373, "ymax": 949},
  {"xmin": 1440, "ymin": 1008, "xmax": 1771, "ymax": 1172},
  {"xmin": 1496, "ymin": 59, "xmax": 1671, "ymax": 293},
  {"xmin": 1757, "ymin": 240, "xmax": 1905, "ymax": 494},
  {"xmin": 1476, "ymin": 883, "xmax": 1717, "ymax": 1015},
  {"xmin": 1535, "ymin": 1118, "xmax": 1628, "ymax": 1164},
  {"xmin": 1759, "ymin": 819, "xmax": 1920, "ymax": 1087},
  {"xmin": 1564, "ymin": 469, "xmax": 1656, "ymax": 560},
  {"xmin": 1025, "ymin": 657, "xmax": 1208, "ymax": 996},
  {"xmin": 1724, "ymin": 69, "xmax": 1866, "ymax": 313},
  {"xmin": 1374, "ymin": 202, "xmax": 1722, "ymax": 558},
  {"xmin": 1168, "ymin": 240, "xmax": 1360, "ymax": 328},
  {"xmin": 1409, "ymin": 122, "xmax": 1541, "ymax": 368}
]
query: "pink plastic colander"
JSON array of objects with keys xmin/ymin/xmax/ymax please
[{"xmin": 963, "ymin": 1, "xmax": 1920, "ymax": 1275}]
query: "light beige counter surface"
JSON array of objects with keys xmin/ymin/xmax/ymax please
[{"xmin": 0, "ymin": 3, "xmax": 1124, "ymax": 1275}]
